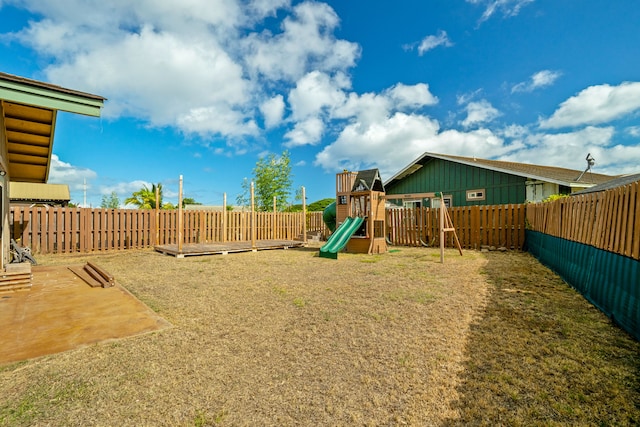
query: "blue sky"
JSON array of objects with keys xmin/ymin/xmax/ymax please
[{"xmin": 1, "ymin": 0, "xmax": 640, "ymax": 207}]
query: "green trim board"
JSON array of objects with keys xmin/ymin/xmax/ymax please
[
  {"xmin": 0, "ymin": 72, "xmax": 105, "ymax": 117},
  {"xmin": 526, "ymin": 230, "xmax": 639, "ymax": 341},
  {"xmin": 319, "ymin": 216, "xmax": 364, "ymax": 259},
  {"xmin": 0, "ymin": 86, "xmax": 103, "ymax": 117}
]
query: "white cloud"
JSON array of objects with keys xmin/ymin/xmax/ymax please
[
  {"xmin": 314, "ymin": 112, "xmax": 513, "ymax": 179},
  {"xmin": 493, "ymin": 124, "xmax": 640, "ymax": 176},
  {"xmin": 499, "ymin": 124, "xmax": 530, "ymax": 139},
  {"xmin": 332, "ymin": 83, "xmax": 437, "ymax": 127},
  {"xmin": 284, "ymin": 117, "xmax": 325, "ymax": 147},
  {"xmin": 260, "ymin": 95, "xmax": 286, "ymax": 128},
  {"xmin": 385, "ymin": 83, "xmax": 438, "ymax": 109},
  {"xmin": 287, "ymin": 71, "xmax": 348, "ymax": 120},
  {"xmin": 285, "ymin": 78, "xmax": 438, "ymax": 147},
  {"xmin": 47, "ymin": 154, "xmax": 97, "ymax": 191},
  {"xmin": 177, "ymin": 107, "xmax": 259, "ymax": 137},
  {"xmin": 416, "ymin": 30, "xmax": 453, "ymax": 55},
  {"xmin": 241, "ymin": 2, "xmax": 360, "ymax": 82},
  {"xmin": 512, "ymin": 70, "xmax": 562, "ymax": 93},
  {"xmin": 626, "ymin": 126, "xmax": 640, "ymax": 137},
  {"xmin": 496, "ymin": 126, "xmax": 634, "ymax": 172},
  {"xmin": 10, "ymin": 0, "xmax": 359, "ymax": 141},
  {"xmin": 540, "ymin": 82, "xmax": 640, "ymax": 129},
  {"xmin": 456, "ymin": 89, "xmax": 483, "ymax": 106},
  {"xmin": 333, "ymin": 92, "xmax": 391, "ymax": 127},
  {"xmin": 461, "ymin": 99, "xmax": 501, "ymax": 128},
  {"xmin": 46, "ymin": 26, "xmax": 251, "ymax": 130},
  {"xmin": 466, "ymin": 0, "xmax": 535, "ymax": 23},
  {"xmin": 246, "ymin": 0, "xmax": 291, "ymax": 20}
]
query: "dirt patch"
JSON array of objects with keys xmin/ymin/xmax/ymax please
[{"xmin": 0, "ymin": 246, "xmax": 638, "ymax": 426}]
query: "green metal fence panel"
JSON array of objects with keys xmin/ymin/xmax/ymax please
[{"xmin": 526, "ymin": 230, "xmax": 639, "ymax": 341}]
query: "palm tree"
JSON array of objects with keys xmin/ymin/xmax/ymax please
[{"xmin": 125, "ymin": 183, "xmax": 163, "ymax": 209}]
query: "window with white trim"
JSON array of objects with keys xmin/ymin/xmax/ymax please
[
  {"xmin": 431, "ymin": 196, "xmax": 452, "ymax": 209},
  {"xmin": 466, "ymin": 189, "xmax": 485, "ymax": 201}
]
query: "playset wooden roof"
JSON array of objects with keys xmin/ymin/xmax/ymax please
[{"xmin": 351, "ymin": 169, "xmax": 385, "ymax": 192}]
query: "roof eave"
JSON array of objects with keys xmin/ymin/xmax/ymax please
[
  {"xmin": 385, "ymin": 152, "xmax": 608, "ymax": 188},
  {"xmin": 384, "ymin": 152, "xmax": 431, "ymax": 187},
  {"xmin": 0, "ymin": 80, "xmax": 104, "ymax": 117}
]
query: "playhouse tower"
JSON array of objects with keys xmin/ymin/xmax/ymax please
[{"xmin": 335, "ymin": 169, "xmax": 387, "ymax": 254}]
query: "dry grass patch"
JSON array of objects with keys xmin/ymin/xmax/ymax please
[
  {"xmin": 443, "ymin": 251, "xmax": 640, "ymax": 426},
  {"xmin": 0, "ymin": 246, "xmax": 638, "ymax": 426}
]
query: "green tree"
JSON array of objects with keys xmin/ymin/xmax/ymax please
[
  {"xmin": 125, "ymin": 183, "xmax": 163, "ymax": 209},
  {"xmin": 236, "ymin": 177, "xmax": 251, "ymax": 211},
  {"xmin": 100, "ymin": 191, "xmax": 121, "ymax": 209},
  {"xmin": 182, "ymin": 197, "xmax": 201, "ymax": 208},
  {"xmin": 253, "ymin": 151, "xmax": 293, "ymax": 211},
  {"xmin": 307, "ymin": 198, "xmax": 335, "ymax": 212}
]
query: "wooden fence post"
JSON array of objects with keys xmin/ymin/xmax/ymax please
[
  {"xmin": 251, "ymin": 182, "xmax": 256, "ymax": 250},
  {"xmin": 178, "ymin": 175, "xmax": 184, "ymax": 254},
  {"xmin": 223, "ymin": 192, "xmax": 227, "ymax": 243},
  {"xmin": 302, "ymin": 186, "xmax": 307, "ymax": 245},
  {"xmin": 155, "ymin": 186, "xmax": 160, "ymax": 246}
]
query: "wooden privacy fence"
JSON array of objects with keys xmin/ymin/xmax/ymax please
[
  {"xmin": 11, "ymin": 205, "xmax": 526, "ymax": 254},
  {"xmin": 169, "ymin": 210, "xmax": 307, "ymax": 246},
  {"xmin": 386, "ymin": 204, "xmax": 526, "ymax": 250},
  {"xmin": 10, "ymin": 207, "xmax": 312, "ymax": 254},
  {"xmin": 526, "ymin": 180, "xmax": 640, "ymax": 261},
  {"xmin": 10, "ymin": 207, "xmax": 156, "ymax": 253}
]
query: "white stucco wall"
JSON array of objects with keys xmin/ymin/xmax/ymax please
[{"xmin": 525, "ymin": 181, "xmax": 559, "ymax": 202}]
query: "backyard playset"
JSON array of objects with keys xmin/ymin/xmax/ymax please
[{"xmin": 319, "ymin": 169, "xmax": 387, "ymax": 259}]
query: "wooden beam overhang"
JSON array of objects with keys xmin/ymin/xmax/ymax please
[
  {"xmin": 2, "ymin": 101, "xmax": 56, "ymax": 182},
  {"xmin": 0, "ymin": 72, "xmax": 105, "ymax": 183}
]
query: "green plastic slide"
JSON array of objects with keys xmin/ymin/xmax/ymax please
[
  {"xmin": 319, "ymin": 216, "xmax": 364, "ymax": 259},
  {"xmin": 322, "ymin": 201, "xmax": 337, "ymax": 232}
]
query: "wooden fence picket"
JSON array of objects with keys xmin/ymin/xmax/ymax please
[{"xmin": 525, "ymin": 180, "xmax": 640, "ymax": 261}]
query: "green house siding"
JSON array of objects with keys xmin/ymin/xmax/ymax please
[{"xmin": 386, "ymin": 158, "xmax": 527, "ymax": 206}]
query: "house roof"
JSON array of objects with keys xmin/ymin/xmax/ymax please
[
  {"xmin": 0, "ymin": 71, "xmax": 105, "ymax": 183},
  {"xmin": 571, "ymin": 172, "xmax": 640, "ymax": 195},
  {"xmin": 9, "ymin": 182, "xmax": 70, "ymax": 203},
  {"xmin": 385, "ymin": 152, "xmax": 617, "ymax": 189}
]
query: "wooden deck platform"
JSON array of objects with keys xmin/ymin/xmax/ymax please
[
  {"xmin": 154, "ymin": 240, "xmax": 306, "ymax": 257},
  {"xmin": 0, "ymin": 265, "xmax": 170, "ymax": 365}
]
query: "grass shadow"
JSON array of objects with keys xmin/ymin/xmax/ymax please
[{"xmin": 442, "ymin": 251, "xmax": 640, "ymax": 426}]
